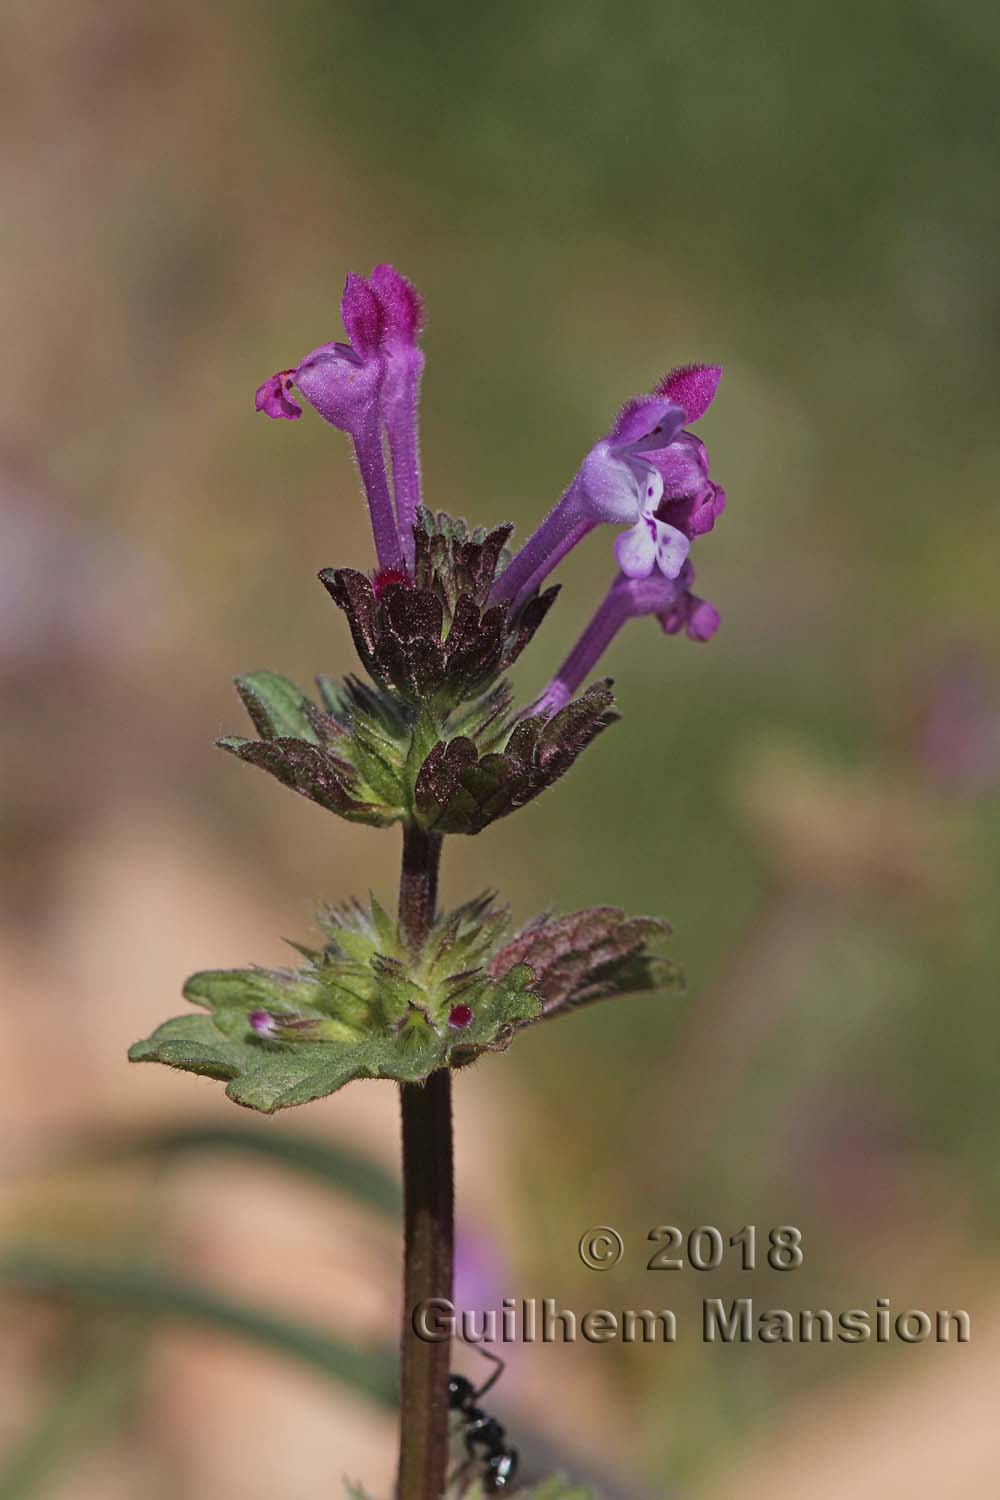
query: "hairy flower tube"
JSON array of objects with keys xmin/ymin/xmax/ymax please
[{"xmin": 255, "ymin": 265, "xmax": 425, "ymax": 573}]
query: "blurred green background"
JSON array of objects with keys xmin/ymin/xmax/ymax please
[{"xmin": 3, "ymin": 1, "xmax": 1000, "ymax": 1496}]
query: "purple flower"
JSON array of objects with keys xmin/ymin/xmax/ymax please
[
  {"xmin": 247, "ymin": 1008, "xmax": 344, "ymax": 1042},
  {"xmin": 255, "ymin": 267, "xmax": 427, "ymax": 573},
  {"xmin": 248, "ymin": 1009, "xmax": 279, "ymax": 1036},
  {"xmin": 491, "ymin": 366, "xmax": 722, "ymax": 611},
  {"xmin": 289, "ymin": 274, "xmax": 387, "ymax": 431},
  {"xmin": 602, "ymin": 400, "xmax": 694, "ymax": 582},
  {"xmin": 659, "ymin": 578, "xmax": 721, "ymax": 642},
  {"xmin": 257, "ymin": 271, "xmax": 727, "ymax": 718},
  {"xmin": 612, "ymin": 367, "xmax": 726, "ymax": 576},
  {"xmin": 532, "ymin": 564, "xmax": 720, "ymax": 718}
]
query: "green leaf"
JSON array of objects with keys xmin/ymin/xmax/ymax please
[
  {"xmin": 0, "ymin": 1255, "xmax": 396, "ymax": 1406},
  {"xmin": 129, "ymin": 896, "xmax": 542, "ymax": 1112},
  {"xmin": 131, "ymin": 896, "xmax": 672, "ymax": 1112},
  {"xmin": 223, "ymin": 672, "xmax": 414, "ymax": 828},
  {"xmin": 129, "ymin": 1013, "xmax": 381, "ymax": 1110},
  {"xmin": 235, "ymin": 671, "xmax": 321, "ymax": 742}
]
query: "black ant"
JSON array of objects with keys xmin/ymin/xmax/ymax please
[{"xmin": 448, "ymin": 1348, "xmax": 518, "ymax": 1493}]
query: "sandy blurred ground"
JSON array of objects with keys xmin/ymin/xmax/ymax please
[
  {"xmin": 696, "ymin": 1289, "xmax": 1000, "ymax": 1499},
  {"xmin": 0, "ymin": 810, "xmax": 396, "ymax": 1493}
]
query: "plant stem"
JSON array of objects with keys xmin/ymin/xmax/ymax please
[
  {"xmin": 396, "ymin": 825, "xmax": 452, "ymax": 1500},
  {"xmin": 398, "ymin": 825, "xmax": 442, "ymax": 951}
]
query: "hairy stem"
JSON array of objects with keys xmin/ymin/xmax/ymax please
[{"xmin": 396, "ymin": 825, "xmax": 452, "ymax": 1500}]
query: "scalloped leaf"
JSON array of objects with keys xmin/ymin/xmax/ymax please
[
  {"xmin": 129, "ymin": 898, "xmax": 541, "ymax": 1113},
  {"xmin": 130, "ymin": 1011, "xmax": 445, "ymax": 1111},
  {"xmin": 130, "ymin": 896, "xmax": 672, "ymax": 1111}
]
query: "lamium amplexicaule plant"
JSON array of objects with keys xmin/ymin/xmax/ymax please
[{"xmin": 129, "ymin": 266, "xmax": 725, "ymax": 1500}]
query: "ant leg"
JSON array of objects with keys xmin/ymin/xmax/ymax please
[{"xmin": 471, "ymin": 1345, "xmax": 505, "ymax": 1402}]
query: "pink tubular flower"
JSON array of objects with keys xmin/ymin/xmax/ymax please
[
  {"xmin": 532, "ymin": 563, "xmax": 720, "ymax": 718},
  {"xmin": 491, "ymin": 365, "xmax": 722, "ymax": 612},
  {"xmin": 257, "ymin": 271, "xmax": 726, "ymax": 716},
  {"xmin": 255, "ymin": 266, "xmax": 427, "ymax": 574},
  {"xmin": 486, "ymin": 360, "xmax": 725, "ymax": 711}
]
